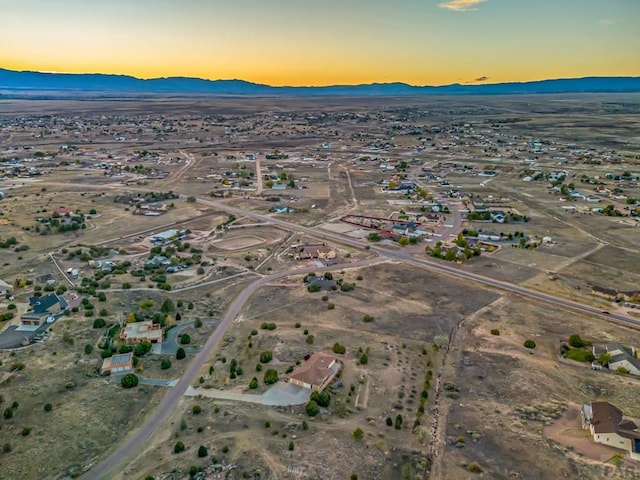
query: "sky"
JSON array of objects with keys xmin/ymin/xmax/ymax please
[{"xmin": 1, "ymin": 0, "xmax": 639, "ymax": 86}]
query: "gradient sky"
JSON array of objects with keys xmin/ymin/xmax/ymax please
[{"xmin": 2, "ymin": 0, "xmax": 639, "ymax": 86}]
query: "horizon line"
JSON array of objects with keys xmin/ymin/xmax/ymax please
[{"xmin": 2, "ymin": 66, "xmax": 638, "ymax": 89}]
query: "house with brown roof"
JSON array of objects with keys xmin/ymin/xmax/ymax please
[
  {"xmin": 288, "ymin": 352, "xmax": 340, "ymax": 392},
  {"xmin": 119, "ymin": 321, "xmax": 163, "ymax": 344},
  {"xmin": 582, "ymin": 401, "xmax": 640, "ymax": 460}
]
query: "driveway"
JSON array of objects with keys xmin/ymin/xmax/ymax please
[
  {"xmin": 184, "ymin": 381, "xmax": 311, "ymax": 406},
  {"xmin": 159, "ymin": 319, "xmax": 219, "ymax": 355},
  {"xmin": 112, "ymin": 372, "xmax": 178, "ymax": 387}
]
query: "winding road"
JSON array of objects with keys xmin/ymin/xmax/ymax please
[
  {"xmin": 81, "ymin": 194, "xmax": 638, "ymax": 479},
  {"xmin": 80, "ymin": 257, "xmax": 383, "ymax": 479}
]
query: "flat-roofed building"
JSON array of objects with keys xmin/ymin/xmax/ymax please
[{"xmin": 120, "ymin": 321, "xmax": 163, "ymax": 344}]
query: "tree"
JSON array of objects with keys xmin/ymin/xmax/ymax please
[
  {"xmin": 288, "ymin": 441, "xmax": 294, "ymax": 451},
  {"xmin": 121, "ymin": 373, "xmax": 139, "ymax": 388},
  {"xmin": 198, "ymin": 445, "xmax": 208, "ymax": 457},
  {"xmin": 310, "ymin": 390, "xmax": 331, "ymax": 407},
  {"xmin": 92, "ymin": 318, "xmax": 106, "ymax": 328},
  {"xmin": 598, "ymin": 352, "xmax": 612, "ymax": 367},
  {"xmin": 192, "ymin": 405, "xmax": 202, "ymax": 415},
  {"xmin": 174, "ymin": 440, "xmax": 185, "ymax": 454},
  {"xmin": 263, "ymin": 368, "xmax": 278, "ymax": 385},
  {"xmin": 134, "ymin": 341, "xmax": 152, "ymax": 357},
  {"xmin": 395, "ymin": 414, "xmax": 403, "ymax": 430},
  {"xmin": 84, "ymin": 344, "xmax": 93, "ymax": 355},
  {"xmin": 186, "ymin": 196, "xmax": 196, "ymax": 203},
  {"xmin": 359, "ymin": 353, "xmax": 368, "ymax": 365},
  {"xmin": 176, "ymin": 347, "xmax": 186, "ymax": 360},
  {"xmin": 3, "ymin": 407, "xmax": 13, "ymax": 419},
  {"xmin": 180, "ymin": 333, "xmax": 191, "ymax": 345},
  {"xmin": 568, "ymin": 334, "xmax": 585, "ymax": 348},
  {"xmin": 362, "ymin": 314, "xmax": 374, "ymax": 323},
  {"xmin": 353, "ymin": 427, "xmax": 364, "ymax": 440},
  {"xmin": 305, "ymin": 400, "xmax": 320, "ymax": 417},
  {"xmin": 194, "ymin": 318, "xmax": 203, "ymax": 328},
  {"xmin": 161, "ymin": 358, "xmax": 172, "ymax": 370},
  {"xmin": 332, "ymin": 343, "xmax": 346, "ymax": 354},
  {"xmin": 260, "ymin": 351, "xmax": 273, "ymax": 363},
  {"xmin": 523, "ymin": 340, "xmax": 536, "ymax": 349},
  {"xmin": 44, "ymin": 403, "xmax": 53, "ymax": 412},
  {"xmin": 249, "ymin": 377, "xmax": 259, "ymax": 389},
  {"xmin": 161, "ymin": 299, "xmax": 175, "ymax": 313},
  {"xmin": 386, "ymin": 417, "xmax": 393, "ymax": 426}
]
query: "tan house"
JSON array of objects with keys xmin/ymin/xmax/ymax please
[
  {"xmin": 120, "ymin": 321, "xmax": 163, "ymax": 344},
  {"xmin": 101, "ymin": 352, "xmax": 134, "ymax": 375},
  {"xmin": 288, "ymin": 352, "xmax": 339, "ymax": 392},
  {"xmin": 292, "ymin": 245, "xmax": 336, "ymax": 261},
  {"xmin": 582, "ymin": 401, "xmax": 640, "ymax": 460}
]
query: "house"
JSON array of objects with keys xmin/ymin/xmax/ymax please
[
  {"xmin": 292, "ymin": 245, "xmax": 336, "ymax": 261},
  {"xmin": 150, "ymin": 229, "xmax": 186, "ymax": 245},
  {"xmin": 101, "ymin": 352, "xmax": 134, "ymax": 375},
  {"xmin": 288, "ymin": 352, "xmax": 340, "ymax": 392},
  {"xmin": 582, "ymin": 401, "xmax": 640, "ymax": 460},
  {"xmin": 19, "ymin": 293, "xmax": 68, "ymax": 329},
  {"xmin": 120, "ymin": 321, "xmax": 163, "ymax": 344},
  {"xmin": 54, "ymin": 206, "xmax": 73, "ymax": 216},
  {"xmin": 592, "ymin": 343, "xmax": 640, "ymax": 376}
]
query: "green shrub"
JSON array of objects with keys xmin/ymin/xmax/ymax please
[
  {"xmin": 363, "ymin": 314, "xmax": 374, "ymax": 323},
  {"xmin": 173, "ymin": 440, "xmax": 185, "ymax": 454},
  {"xmin": 192, "ymin": 405, "xmax": 202, "ymax": 415},
  {"xmin": 263, "ymin": 368, "xmax": 278, "ymax": 385},
  {"xmin": 353, "ymin": 427, "xmax": 364, "ymax": 440},
  {"xmin": 332, "ymin": 342, "xmax": 346, "ymax": 354},
  {"xmin": 523, "ymin": 339, "xmax": 536, "ymax": 349},
  {"xmin": 259, "ymin": 351, "xmax": 273, "ymax": 363},
  {"xmin": 305, "ymin": 400, "xmax": 320, "ymax": 417},
  {"xmin": 490, "ymin": 328, "xmax": 500, "ymax": 336},
  {"xmin": 121, "ymin": 373, "xmax": 139, "ymax": 388},
  {"xmin": 180, "ymin": 333, "xmax": 191, "ymax": 344},
  {"xmin": 176, "ymin": 347, "xmax": 186, "ymax": 360},
  {"xmin": 161, "ymin": 358, "xmax": 172, "ymax": 370},
  {"xmin": 249, "ymin": 377, "xmax": 258, "ymax": 389},
  {"xmin": 44, "ymin": 403, "xmax": 53, "ymax": 412},
  {"xmin": 198, "ymin": 445, "xmax": 208, "ymax": 457}
]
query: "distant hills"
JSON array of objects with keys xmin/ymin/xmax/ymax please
[{"xmin": 1, "ymin": 68, "xmax": 639, "ymax": 96}]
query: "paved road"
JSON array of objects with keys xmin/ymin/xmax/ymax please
[
  {"xmin": 199, "ymin": 197, "xmax": 637, "ymax": 329},
  {"xmin": 81, "ymin": 194, "xmax": 639, "ymax": 479},
  {"xmin": 79, "ymin": 256, "xmax": 383, "ymax": 479}
]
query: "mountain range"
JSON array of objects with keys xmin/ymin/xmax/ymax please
[{"xmin": 1, "ymin": 68, "xmax": 639, "ymax": 96}]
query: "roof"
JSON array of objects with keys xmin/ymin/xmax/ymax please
[
  {"xmin": 590, "ymin": 401, "xmax": 624, "ymax": 434},
  {"xmin": 289, "ymin": 352, "xmax": 337, "ymax": 388},
  {"xmin": 110, "ymin": 352, "xmax": 134, "ymax": 368},
  {"xmin": 121, "ymin": 321, "xmax": 162, "ymax": 341},
  {"xmin": 28, "ymin": 293, "xmax": 63, "ymax": 313}
]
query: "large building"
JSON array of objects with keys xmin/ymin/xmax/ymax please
[
  {"xmin": 582, "ymin": 401, "xmax": 640, "ymax": 460},
  {"xmin": 288, "ymin": 352, "xmax": 339, "ymax": 392},
  {"xmin": 119, "ymin": 321, "xmax": 163, "ymax": 344}
]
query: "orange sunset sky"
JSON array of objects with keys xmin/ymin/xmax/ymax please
[{"xmin": 2, "ymin": 0, "xmax": 639, "ymax": 86}]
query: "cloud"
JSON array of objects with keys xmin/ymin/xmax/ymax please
[
  {"xmin": 599, "ymin": 19, "xmax": 615, "ymax": 26},
  {"xmin": 466, "ymin": 76, "xmax": 489, "ymax": 84},
  {"xmin": 439, "ymin": 0, "xmax": 486, "ymax": 12}
]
